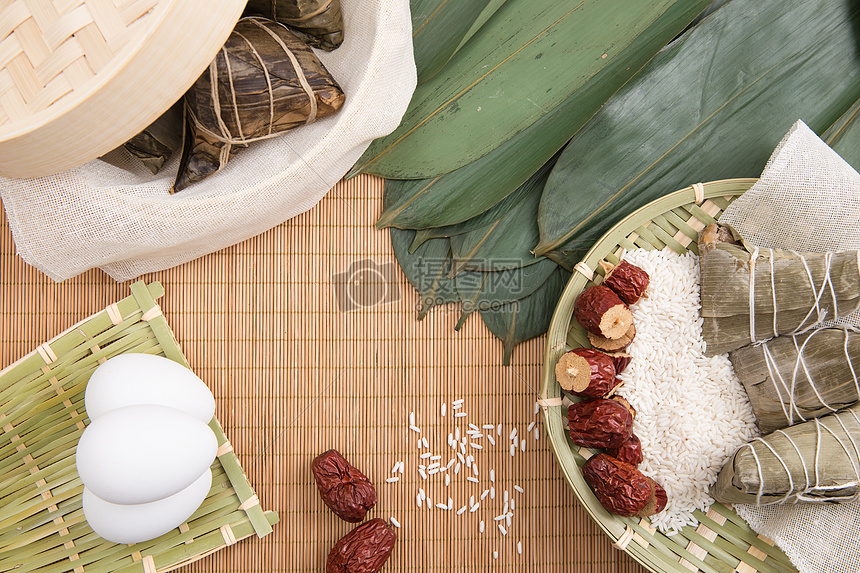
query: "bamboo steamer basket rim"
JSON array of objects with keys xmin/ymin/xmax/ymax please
[
  {"xmin": 0, "ymin": 0, "xmax": 247, "ymax": 178},
  {"xmin": 540, "ymin": 178, "xmax": 799, "ymax": 573}
]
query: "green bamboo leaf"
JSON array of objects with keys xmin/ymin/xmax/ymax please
[
  {"xmin": 448, "ymin": 157, "xmax": 555, "ymax": 275},
  {"xmin": 452, "ymin": 0, "xmax": 508, "ymax": 55},
  {"xmin": 412, "ymin": 0, "xmax": 496, "ymax": 84},
  {"xmin": 454, "ymin": 258, "xmax": 558, "ymax": 330},
  {"xmin": 390, "ymin": 229, "xmax": 459, "ymax": 319},
  {"xmin": 536, "ymin": 0, "xmax": 860, "ymax": 263},
  {"xmin": 408, "ymin": 173, "xmax": 535, "ymax": 252},
  {"xmin": 480, "ymin": 266, "xmax": 569, "ymax": 365},
  {"xmin": 823, "ymin": 97, "xmax": 860, "ymax": 167},
  {"xmin": 373, "ymin": 0, "xmax": 712, "ymax": 229},
  {"xmin": 350, "ymin": 0, "xmax": 714, "ymax": 180}
]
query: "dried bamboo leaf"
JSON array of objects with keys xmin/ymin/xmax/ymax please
[
  {"xmin": 699, "ymin": 224, "xmax": 860, "ymax": 355},
  {"xmin": 823, "ymin": 97, "xmax": 860, "ymax": 168},
  {"xmin": 411, "ymin": 0, "xmax": 495, "ymax": 83},
  {"xmin": 244, "ymin": 0, "xmax": 344, "ymax": 50},
  {"xmin": 536, "ymin": 0, "xmax": 860, "ymax": 261},
  {"xmin": 390, "ymin": 230, "xmax": 459, "ymax": 320},
  {"xmin": 480, "ymin": 266, "xmax": 568, "ymax": 365},
  {"xmin": 448, "ymin": 157, "xmax": 554, "ymax": 275},
  {"xmin": 730, "ymin": 327, "xmax": 860, "ymax": 434},
  {"xmin": 712, "ymin": 403, "xmax": 860, "ymax": 505},
  {"xmin": 123, "ymin": 102, "xmax": 183, "ymax": 175},
  {"xmin": 350, "ymin": 0, "xmax": 713, "ymax": 179},
  {"xmin": 175, "ymin": 17, "xmax": 345, "ymax": 192}
]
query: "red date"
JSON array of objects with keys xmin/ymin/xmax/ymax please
[
  {"xmin": 582, "ymin": 454, "xmax": 653, "ymax": 517},
  {"xmin": 312, "ymin": 449, "xmax": 377, "ymax": 523},
  {"xmin": 641, "ymin": 477, "xmax": 668, "ymax": 516},
  {"xmin": 327, "ymin": 518, "xmax": 396, "ymax": 573},
  {"xmin": 607, "ymin": 433, "xmax": 644, "ymax": 467},
  {"xmin": 601, "ymin": 260, "xmax": 650, "ymax": 305},
  {"xmin": 608, "ymin": 352, "xmax": 632, "ymax": 375},
  {"xmin": 555, "ymin": 348, "xmax": 619, "ymax": 398},
  {"xmin": 588, "ymin": 324, "xmax": 636, "ymax": 353},
  {"xmin": 574, "ymin": 285, "xmax": 634, "ymax": 340},
  {"xmin": 567, "ymin": 398, "xmax": 633, "ymax": 449}
]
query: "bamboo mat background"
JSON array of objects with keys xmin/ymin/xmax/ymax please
[{"xmin": 0, "ymin": 175, "xmax": 645, "ymax": 573}]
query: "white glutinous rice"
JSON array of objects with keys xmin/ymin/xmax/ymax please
[
  {"xmin": 614, "ymin": 249, "xmax": 759, "ymax": 534},
  {"xmin": 390, "ymin": 517, "xmax": 401, "ymax": 528}
]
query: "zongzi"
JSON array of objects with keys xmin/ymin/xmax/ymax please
[
  {"xmin": 730, "ymin": 327, "xmax": 860, "ymax": 434},
  {"xmin": 122, "ymin": 102, "xmax": 184, "ymax": 175},
  {"xmin": 699, "ymin": 223, "xmax": 860, "ymax": 355},
  {"xmin": 174, "ymin": 17, "xmax": 346, "ymax": 192},
  {"xmin": 244, "ymin": 0, "xmax": 344, "ymax": 51},
  {"xmin": 712, "ymin": 402, "xmax": 860, "ymax": 505}
]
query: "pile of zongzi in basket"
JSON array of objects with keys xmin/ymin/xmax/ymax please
[
  {"xmin": 699, "ymin": 223, "xmax": 860, "ymax": 505},
  {"xmin": 120, "ymin": 0, "xmax": 346, "ymax": 192}
]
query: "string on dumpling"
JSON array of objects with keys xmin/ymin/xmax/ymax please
[{"xmin": 746, "ymin": 411, "xmax": 860, "ymax": 505}]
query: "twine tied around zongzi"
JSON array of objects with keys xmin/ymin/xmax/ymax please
[
  {"xmin": 193, "ymin": 18, "xmax": 318, "ymax": 148},
  {"xmin": 748, "ymin": 249, "xmax": 846, "ymax": 347},
  {"xmin": 745, "ymin": 408, "xmax": 860, "ymax": 505}
]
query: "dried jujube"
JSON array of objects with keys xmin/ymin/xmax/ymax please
[
  {"xmin": 326, "ymin": 518, "xmax": 396, "ymax": 573},
  {"xmin": 574, "ymin": 285, "xmax": 634, "ymax": 340},
  {"xmin": 640, "ymin": 477, "xmax": 668, "ymax": 516},
  {"xmin": 567, "ymin": 398, "xmax": 633, "ymax": 449},
  {"xmin": 588, "ymin": 324, "xmax": 636, "ymax": 353},
  {"xmin": 608, "ymin": 352, "xmax": 632, "ymax": 375},
  {"xmin": 612, "ymin": 395, "xmax": 636, "ymax": 419},
  {"xmin": 607, "ymin": 433, "xmax": 644, "ymax": 467},
  {"xmin": 582, "ymin": 453, "xmax": 653, "ymax": 517},
  {"xmin": 601, "ymin": 260, "xmax": 650, "ymax": 305},
  {"xmin": 312, "ymin": 449, "xmax": 377, "ymax": 522},
  {"xmin": 555, "ymin": 348, "xmax": 619, "ymax": 398}
]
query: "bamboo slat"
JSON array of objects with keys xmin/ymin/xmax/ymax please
[{"xmin": 1, "ymin": 174, "xmax": 642, "ymax": 572}]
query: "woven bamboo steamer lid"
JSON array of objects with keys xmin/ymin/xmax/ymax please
[{"xmin": 0, "ymin": 0, "xmax": 247, "ymax": 178}]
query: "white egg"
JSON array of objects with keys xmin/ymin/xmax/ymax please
[
  {"xmin": 76, "ymin": 404, "xmax": 217, "ymax": 504},
  {"xmin": 83, "ymin": 468, "xmax": 212, "ymax": 544},
  {"xmin": 85, "ymin": 353, "xmax": 215, "ymax": 423}
]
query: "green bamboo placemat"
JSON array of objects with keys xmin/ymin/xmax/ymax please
[
  {"xmin": 0, "ymin": 280, "xmax": 277, "ymax": 573},
  {"xmin": 0, "ymin": 175, "xmax": 644, "ymax": 572}
]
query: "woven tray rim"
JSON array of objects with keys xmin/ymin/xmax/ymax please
[
  {"xmin": 0, "ymin": 280, "xmax": 277, "ymax": 573},
  {"xmin": 539, "ymin": 178, "xmax": 799, "ymax": 573}
]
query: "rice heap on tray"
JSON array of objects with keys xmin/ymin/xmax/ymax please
[{"xmin": 613, "ymin": 249, "xmax": 759, "ymax": 533}]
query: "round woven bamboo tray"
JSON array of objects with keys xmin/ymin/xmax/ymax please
[
  {"xmin": 540, "ymin": 178, "xmax": 799, "ymax": 573},
  {"xmin": 0, "ymin": 0, "xmax": 246, "ymax": 178}
]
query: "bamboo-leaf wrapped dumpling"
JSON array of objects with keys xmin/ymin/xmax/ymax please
[
  {"xmin": 173, "ymin": 17, "xmax": 345, "ymax": 193},
  {"xmin": 712, "ymin": 402, "xmax": 860, "ymax": 505},
  {"xmin": 244, "ymin": 0, "xmax": 344, "ymax": 51},
  {"xmin": 122, "ymin": 102, "xmax": 183, "ymax": 175},
  {"xmin": 730, "ymin": 327, "xmax": 860, "ymax": 434},
  {"xmin": 699, "ymin": 223, "xmax": 860, "ymax": 355}
]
